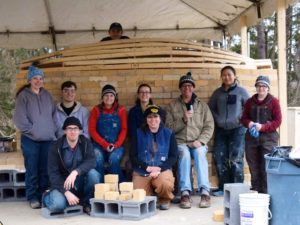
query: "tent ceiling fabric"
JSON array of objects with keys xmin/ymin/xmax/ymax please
[{"xmin": 0, "ymin": 0, "xmax": 297, "ymax": 49}]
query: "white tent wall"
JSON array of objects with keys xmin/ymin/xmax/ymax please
[{"xmin": 0, "ymin": 0, "xmax": 297, "ymax": 49}]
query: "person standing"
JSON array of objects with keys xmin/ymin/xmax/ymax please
[
  {"xmin": 13, "ymin": 65, "xmax": 56, "ymax": 208},
  {"xmin": 241, "ymin": 75, "xmax": 282, "ymax": 193},
  {"xmin": 166, "ymin": 72, "xmax": 214, "ymax": 209},
  {"xmin": 130, "ymin": 105, "xmax": 178, "ymax": 210},
  {"xmin": 89, "ymin": 84, "xmax": 127, "ymax": 182},
  {"xmin": 44, "ymin": 117, "xmax": 99, "ymax": 215},
  {"xmin": 208, "ymin": 66, "xmax": 249, "ymax": 196},
  {"xmin": 55, "ymin": 81, "xmax": 89, "ymax": 138}
]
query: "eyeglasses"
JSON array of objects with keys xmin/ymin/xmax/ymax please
[
  {"xmin": 139, "ymin": 91, "xmax": 151, "ymax": 95},
  {"xmin": 63, "ymin": 88, "xmax": 76, "ymax": 93},
  {"xmin": 65, "ymin": 127, "xmax": 79, "ymax": 131}
]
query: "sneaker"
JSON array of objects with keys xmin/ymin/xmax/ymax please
[
  {"xmin": 199, "ymin": 194, "xmax": 211, "ymax": 208},
  {"xmin": 29, "ymin": 200, "xmax": 41, "ymax": 209},
  {"xmin": 83, "ymin": 206, "xmax": 91, "ymax": 215},
  {"xmin": 212, "ymin": 190, "xmax": 224, "ymax": 197},
  {"xmin": 179, "ymin": 195, "xmax": 192, "ymax": 209},
  {"xmin": 159, "ymin": 201, "xmax": 170, "ymax": 210}
]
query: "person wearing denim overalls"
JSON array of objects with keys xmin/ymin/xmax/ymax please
[{"xmin": 89, "ymin": 84, "xmax": 127, "ymax": 182}]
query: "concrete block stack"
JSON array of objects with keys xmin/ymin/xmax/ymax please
[
  {"xmin": 0, "ymin": 165, "xmax": 26, "ymax": 202},
  {"xmin": 223, "ymin": 183, "xmax": 251, "ymax": 225},
  {"xmin": 90, "ymin": 174, "xmax": 155, "ymax": 220}
]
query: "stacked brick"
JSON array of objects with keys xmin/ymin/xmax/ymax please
[
  {"xmin": 0, "ymin": 165, "xmax": 26, "ymax": 202},
  {"xmin": 90, "ymin": 174, "xmax": 155, "ymax": 220}
]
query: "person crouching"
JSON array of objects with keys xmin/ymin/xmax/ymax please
[
  {"xmin": 130, "ymin": 105, "xmax": 178, "ymax": 210},
  {"xmin": 43, "ymin": 117, "xmax": 100, "ymax": 215}
]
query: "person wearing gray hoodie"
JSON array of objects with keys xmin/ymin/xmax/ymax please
[
  {"xmin": 13, "ymin": 66, "xmax": 56, "ymax": 209},
  {"xmin": 208, "ymin": 66, "xmax": 249, "ymax": 196},
  {"xmin": 55, "ymin": 81, "xmax": 89, "ymax": 138}
]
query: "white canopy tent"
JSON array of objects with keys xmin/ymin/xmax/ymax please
[
  {"xmin": 0, "ymin": 0, "xmax": 297, "ymax": 144},
  {"xmin": 0, "ymin": 0, "xmax": 297, "ymax": 49}
]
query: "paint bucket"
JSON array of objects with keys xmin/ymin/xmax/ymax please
[{"xmin": 239, "ymin": 193, "xmax": 271, "ymax": 225}]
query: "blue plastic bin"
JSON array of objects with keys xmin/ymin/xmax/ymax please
[{"xmin": 265, "ymin": 154, "xmax": 300, "ymax": 225}]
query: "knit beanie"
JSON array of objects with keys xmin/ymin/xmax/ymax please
[
  {"xmin": 255, "ymin": 75, "xmax": 270, "ymax": 89},
  {"xmin": 62, "ymin": 116, "xmax": 83, "ymax": 130},
  {"xmin": 101, "ymin": 84, "xmax": 117, "ymax": 98},
  {"xmin": 144, "ymin": 105, "xmax": 162, "ymax": 118},
  {"xmin": 27, "ymin": 66, "xmax": 44, "ymax": 82},
  {"xmin": 179, "ymin": 72, "xmax": 195, "ymax": 88}
]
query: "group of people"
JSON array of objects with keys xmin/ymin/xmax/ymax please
[{"xmin": 13, "ymin": 62, "xmax": 281, "ymax": 215}]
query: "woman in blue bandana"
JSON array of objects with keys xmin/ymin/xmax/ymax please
[{"xmin": 13, "ymin": 65, "xmax": 56, "ymax": 209}]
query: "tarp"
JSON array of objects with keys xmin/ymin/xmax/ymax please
[{"xmin": 0, "ymin": 0, "xmax": 297, "ymax": 49}]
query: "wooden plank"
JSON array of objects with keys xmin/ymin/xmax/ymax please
[
  {"xmin": 62, "ymin": 46, "xmax": 173, "ymax": 57},
  {"xmin": 21, "ymin": 51, "xmax": 62, "ymax": 64},
  {"xmin": 19, "ymin": 62, "xmax": 256, "ymax": 73},
  {"xmin": 62, "ymin": 57, "xmax": 244, "ymax": 66},
  {"xmin": 39, "ymin": 49, "xmax": 250, "ymax": 65}
]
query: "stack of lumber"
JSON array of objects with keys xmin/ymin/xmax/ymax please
[{"xmin": 20, "ymin": 38, "xmax": 269, "ymax": 72}]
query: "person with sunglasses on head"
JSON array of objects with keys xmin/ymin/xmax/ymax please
[
  {"xmin": 13, "ymin": 65, "xmax": 56, "ymax": 209},
  {"xmin": 89, "ymin": 84, "xmax": 127, "ymax": 183},
  {"xmin": 166, "ymin": 72, "xmax": 214, "ymax": 209},
  {"xmin": 55, "ymin": 81, "xmax": 90, "ymax": 138},
  {"xmin": 130, "ymin": 105, "xmax": 178, "ymax": 210},
  {"xmin": 208, "ymin": 66, "xmax": 249, "ymax": 197},
  {"xmin": 44, "ymin": 117, "xmax": 99, "ymax": 215},
  {"xmin": 241, "ymin": 75, "xmax": 282, "ymax": 193}
]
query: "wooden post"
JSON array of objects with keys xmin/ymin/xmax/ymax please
[
  {"xmin": 240, "ymin": 16, "xmax": 248, "ymax": 57},
  {"xmin": 277, "ymin": 0, "xmax": 288, "ymax": 145}
]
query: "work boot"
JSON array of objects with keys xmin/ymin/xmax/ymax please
[
  {"xmin": 199, "ymin": 194, "xmax": 211, "ymax": 208},
  {"xmin": 179, "ymin": 195, "xmax": 192, "ymax": 209}
]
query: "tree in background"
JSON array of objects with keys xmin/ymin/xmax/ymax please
[
  {"xmin": 0, "ymin": 48, "xmax": 50, "ymax": 137},
  {"xmin": 230, "ymin": 3, "xmax": 300, "ymax": 106}
]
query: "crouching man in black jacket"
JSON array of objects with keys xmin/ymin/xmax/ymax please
[{"xmin": 43, "ymin": 116, "xmax": 99, "ymax": 214}]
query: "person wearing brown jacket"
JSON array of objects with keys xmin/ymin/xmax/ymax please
[{"xmin": 166, "ymin": 72, "xmax": 214, "ymax": 209}]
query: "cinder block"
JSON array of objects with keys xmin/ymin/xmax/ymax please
[
  {"xmin": 41, "ymin": 205, "xmax": 83, "ymax": 218},
  {"xmin": 90, "ymin": 196, "xmax": 156, "ymax": 220},
  {"xmin": 0, "ymin": 170, "xmax": 14, "ymax": 186},
  {"xmin": 223, "ymin": 183, "xmax": 251, "ymax": 225},
  {"xmin": 13, "ymin": 170, "xmax": 25, "ymax": 186},
  {"xmin": 121, "ymin": 197, "xmax": 156, "ymax": 220},
  {"xmin": 0, "ymin": 186, "xmax": 26, "ymax": 201}
]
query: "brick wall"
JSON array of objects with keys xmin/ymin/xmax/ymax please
[{"xmin": 11, "ymin": 66, "xmax": 278, "ymax": 188}]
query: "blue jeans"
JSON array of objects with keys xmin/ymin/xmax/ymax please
[
  {"xmin": 94, "ymin": 145, "xmax": 125, "ymax": 183},
  {"xmin": 43, "ymin": 169, "xmax": 99, "ymax": 211},
  {"xmin": 21, "ymin": 135, "xmax": 52, "ymax": 201},
  {"xmin": 213, "ymin": 127, "xmax": 246, "ymax": 191},
  {"xmin": 178, "ymin": 144, "xmax": 210, "ymax": 194}
]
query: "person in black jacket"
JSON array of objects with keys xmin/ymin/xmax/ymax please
[{"xmin": 43, "ymin": 117, "xmax": 99, "ymax": 215}]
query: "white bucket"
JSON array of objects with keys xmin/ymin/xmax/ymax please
[{"xmin": 239, "ymin": 193, "xmax": 271, "ymax": 225}]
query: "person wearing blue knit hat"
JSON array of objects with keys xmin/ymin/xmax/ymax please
[
  {"xmin": 27, "ymin": 66, "xmax": 45, "ymax": 82},
  {"xmin": 13, "ymin": 65, "xmax": 57, "ymax": 209}
]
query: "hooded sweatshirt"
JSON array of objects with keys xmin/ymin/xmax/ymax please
[
  {"xmin": 55, "ymin": 101, "xmax": 90, "ymax": 138},
  {"xmin": 13, "ymin": 87, "xmax": 56, "ymax": 141}
]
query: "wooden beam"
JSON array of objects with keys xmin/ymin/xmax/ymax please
[
  {"xmin": 277, "ymin": 0, "xmax": 288, "ymax": 145},
  {"xmin": 240, "ymin": 15, "xmax": 248, "ymax": 57}
]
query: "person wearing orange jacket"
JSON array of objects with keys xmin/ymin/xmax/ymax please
[{"xmin": 89, "ymin": 84, "xmax": 127, "ymax": 182}]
